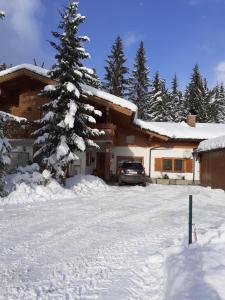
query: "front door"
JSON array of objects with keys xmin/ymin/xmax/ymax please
[{"xmin": 96, "ymin": 152, "xmax": 105, "ymax": 178}]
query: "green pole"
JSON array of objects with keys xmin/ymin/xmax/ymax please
[{"xmin": 189, "ymin": 195, "xmax": 193, "ymax": 245}]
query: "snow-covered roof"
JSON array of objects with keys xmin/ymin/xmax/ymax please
[
  {"xmin": 82, "ymin": 84, "xmax": 137, "ymax": 112},
  {"xmin": 0, "ymin": 64, "xmax": 137, "ymax": 113},
  {"xmin": 0, "ymin": 64, "xmax": 49, "ymax": 78},
  {"xmin": 134, "ymin": 121, "xmax": 225, "ymax": 140},
  {"xmin": 1, "ymin": 64, "xmax": 225, "ymax": 141},
  {"xmin": 197, "ymin": 135, "xmax": 225, "ymax": 152}
]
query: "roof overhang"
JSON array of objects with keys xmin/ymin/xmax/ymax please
[{"xmin": 0, "ymin": 68, "xmax": 53, "ymax": 85}]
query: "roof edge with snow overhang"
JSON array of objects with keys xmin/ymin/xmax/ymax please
[{"xmin": 197, "ymin": 135, "xmax": 225, "ymax": 153}]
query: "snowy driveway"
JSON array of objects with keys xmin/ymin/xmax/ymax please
[{"xmin": 1, "ymin": 182, "xmax": 225, "ymax": 299}]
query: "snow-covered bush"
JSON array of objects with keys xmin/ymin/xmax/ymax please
[{"xmin": 8, "ymin": 163, "xmax": 44, "ymax": 190}]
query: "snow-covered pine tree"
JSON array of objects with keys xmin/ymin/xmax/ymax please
[
  {"xmin": 88, "ymin": 68, "xmax": 102, "ymax": 89},
  {"xmin": 212, "ymin": 83, "xmax": 225, "ymax": 123},
  {"xmin": 0, "ymin": 63, "xmax": 7, "ymax": 71},
  {"xmin": 184, "ymin": 65, "xmax": 213, "ymax": 122},
  {"xmin": 147, "ymin": 72, "xmax": 171, "ymax": 121},
  {"xmin": 0, "ymin": 11, "xmax": 5, "ymax": 19},
  {"xmin": 128, "ymin": 41, "xmax": 150, "ymax": 120},
  {"xmin": 33, "ymin": 2, "xmax": 102, "ymax": 182},
  {"xmin": 103, "ymin": 36, "xmax": 129, "ymax": 97},
  {"xmin": 0, "ymin": 112, "xmax": 25, "ymax": 196},
  {"xmin": 169, "ymin": 75, "xmax": 185, "ymax": 122}
]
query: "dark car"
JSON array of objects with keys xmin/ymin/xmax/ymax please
[{"xmin": 117, "ymin": 161, "xmax": 146, "ymax": 186}]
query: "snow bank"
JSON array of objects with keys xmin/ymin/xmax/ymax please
[
  {"xmin": 66, "ymin": 175, "xmax": 109, "ymax": 194},
  {"xmin": 165, "ymin": 223, "xmax": 225, "ymax": 300},
  {"xmin": 197, "ymin": 135, "xmax": 225, "ymax": 152},
  {"xmin": 1, "ymin": 180, "xmax": 74, "ymax": 205},
  {"xmin": 1, "ymin": 174, "xmax": 108, "ymax": 205}
]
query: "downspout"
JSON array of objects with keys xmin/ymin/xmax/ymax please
[{"xmin": 192, "ymin": 148, "xmax": 198, "ymax": 184}]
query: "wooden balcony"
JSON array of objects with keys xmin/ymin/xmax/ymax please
[{"xmin": 91, "ymin": 123, "xmax": 116, "ymax": 142}]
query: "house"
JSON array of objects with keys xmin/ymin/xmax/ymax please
[
  {"xmin": 197, "ymin": 136, "xmax": 225, "ymax": 190},
  {"xmin": 1, "ymin": 64, "xmax": 225, "ymax": 183}
]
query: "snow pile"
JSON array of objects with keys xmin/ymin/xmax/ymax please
[
  {"xmin": 1, "ymin": 180, "xmax": 74, "ymax": 205},
  {"xmin": 66, "ymin": 174, "xmax": 109, "ymax": 194},
  {"xmin": 197, "ymin": 134, "xmax": 225, "ymax": 152},
  {"xmin": 166, "ymin": 223, "xmax": 225, "ymax": 299},
  {"xmin": 1, "ymin": 174, "xmax": 107, "ymax": 205},
  {"xmin": 6, "ymin": 164, "xmax": 43, "ymax": 191}
]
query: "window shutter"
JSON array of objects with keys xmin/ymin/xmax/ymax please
[
  {"xmin": 155, "ymin": 158, "xmax": 162, "ymax": 171},
  {"xmin": 185, "ymin": 159, "xmax": 193, "ymax": 173}
]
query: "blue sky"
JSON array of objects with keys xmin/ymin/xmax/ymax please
[{"xmin": 1, "ymin": 0, "xmax": 225, "ymax": 90}]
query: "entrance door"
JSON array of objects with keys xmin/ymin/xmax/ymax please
[{"xmin": 96, "ymin": 152, "xmax": 105, "ymax": 178}]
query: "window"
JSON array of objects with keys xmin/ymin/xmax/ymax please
[
  {"xmin": 155, "ymin": 157, "xmax": 189, "ymax": 173},
  {"xmin": 174, "ymin": 159, "xmax": 183, "ymax": 172},
  {"xmin": 162, "ymin": 159, "xmax": 172, "ymax": 171},
  {"xmin": 126, "ymin": 135, "xmax": 135, "ymax": 144}
]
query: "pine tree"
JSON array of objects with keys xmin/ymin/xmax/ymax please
[
  {"xmin": 0, "ymin": 112, "xmax": 24, "ymax": 196},
  {"xmin": 147, "ymin": 72, "xmax": 171, "ymax": 121},
  {"xmin": 33, "ymin": 2, "xmax": 102, "ymax": 182},
  {"xmin": 103, "ymin": 36, "xmax": 129, "ymax": 97},
  {"xmin": 128, "ymin": 41, "xmax": 150, "ymax": 120},
  {"xmin": 212, "ymin": 84, "xmax": 225, "ymax": 123},
  {"xmin": 0, "ymin": 11, "xmax": 5, "ymax": 20},
  {"xmin": 169, "ymin": 75, "xmax": 185, "ymax": 122},
  {"xmin": 88, "ymin": 68, "xmax": 102, "ymax": 89},
  {"xmin": 184, "ymin": 65, "xmax": 213, "ymax": 122}
]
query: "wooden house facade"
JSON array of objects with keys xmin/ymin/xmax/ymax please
[{"xmin": 1, "ymin": 64, "xmax": 225, "ymax": 182}]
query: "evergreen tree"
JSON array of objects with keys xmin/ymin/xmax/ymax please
[
  {"xmin": 34, "ymin": 2, "xmax": 102, "ymax": 182},
  {"xmin": 0, "ymin": 11, "xmax": 5, "ymax": 20},
  {"xmin": 103, "ymin": 36, "xmax": 129, "ymax": 97},
  {"xmin": 87, "ymin": 68, "xmax": 102, "ymax": 89},
  {"xmin": 212, "ymin": 84, "xmax": 225, "ymax": 122},
  {"xmin": 184, "ymin": 65, "xmax": 213, "ymax": 122},
  {"xmin": 0, "ymin": 112, "xmax": 24, "ymax": 196},
  {"xmin": 147, "ymin": 72, "xmax": 171, "ymax": 121},
  {"xmin": 128, "ymin": 41, "xmax": 150, "ymax": 120},
  {"xmin": 169, "ymin": 75, "xmax": 185, "ymax": 122},
  {"xmin": 0, "ymin": 63, "xmax": 7, "ymax": 71}
]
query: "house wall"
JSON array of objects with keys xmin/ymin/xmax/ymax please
[
  {"xmin": 200, "ymin": 150, "xmax": 225, "ymax": 190},
  {"xmin": 150, "ymin": 148, "xmax": 200, "ymax": 181}
]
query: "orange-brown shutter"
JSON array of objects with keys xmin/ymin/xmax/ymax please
[
  {"xmin": 185, "ymin": 159, "xmax": 193, "ymax": 173},
  {"xmin": 155, "ymin": 158, "xmax": 162, "ymax": 171}
]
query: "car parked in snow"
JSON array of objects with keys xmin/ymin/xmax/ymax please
[{"xmin": 117, "ymin": 161, "xmax": 146, "ymax": 186}]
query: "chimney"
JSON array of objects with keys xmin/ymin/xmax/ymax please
[{"xmin": 186, "ymin": 114, "xmax": 196, "ymax": 127}]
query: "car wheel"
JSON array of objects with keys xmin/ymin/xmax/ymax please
[{"xmin": 142, "ymin": 182, "xmax": 146, "ymax": 187}]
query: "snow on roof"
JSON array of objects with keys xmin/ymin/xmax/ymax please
[
  {"xmin": 197, "ymin": 135, "xmax": 225, "ymax": 152},
  {"xmin": 0, "ymin": 64, "xmax": 49, "ymax": 78},
  {"xmin": 134, "ymin": 120, "xmax": 225, "ymax": 140},
  {"xmin": 82, "ymin": 84, "xmax": 137, "ymax": 113},
  {"xmin": 0, "ymin": 64, "xmax": 137, "ymax": 113},
  {"xmin": 1, "ymin": 64, "xmax": 225, "ymax": 141}
]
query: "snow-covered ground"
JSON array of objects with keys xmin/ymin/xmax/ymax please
[{"xmin": 1, "ymin": 177, "xmax": 225, "ymax": 299}]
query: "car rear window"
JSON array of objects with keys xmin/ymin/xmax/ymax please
[{"xmin": 122, "ymin": 162, "xmax": 143, "ymax": 170}]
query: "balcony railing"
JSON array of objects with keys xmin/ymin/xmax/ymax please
[{"xmin": 91, "ymin": 123, "xmax": 116, "ymax": 142}]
